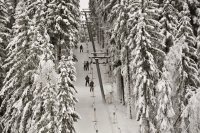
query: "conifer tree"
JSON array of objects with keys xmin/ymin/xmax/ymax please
[
  {"xmin": 29, "ymin": 27, "xmax": 80, "ymax": 132},
  {"xmin": 25, "ymin": 1, "xmax": 55, "ymax": 131},
  {"xmin": 4, "ymin": 0, "xmax": 19, "ymax": 29},
  {"xmin": 56, "ymin": 55, "xmax": 79, "ymax": 133},
  {"xmin": 0, "ymin": 0, "xmax": 9, "ymax": 68},
  {"xmin": 185, "ymin": 0, "xmax": 199, "ymax": 36},
  {"xmin": 16, "ymin": 0, "xmax": 79, "ymax": 132},
  {"xmin": 102, "ymin": 0, "xmax": 118, "ymax": 20},
  {"xmin": 192, "ymin": 2, "xmax": 200, "ymax": 72},
  {"xmin": 175, "ymin": 2, "xmax": 200, "ymax": 132},
  {"xmin": 29, "ymin": 9, "xmax": 79, "ymax": 131},
  {"xmin": 48, "ymin": 0, "xmax": 80, "ymax": 61},
  {"xmin": 0, "ymin": 0, "xmax": 9, "ymax": 108},
  {"xmin": 155, "ymin": 1, "xmax": 179, "ymax": 132},
  {"xmin": 126, "ymin": 0, "xmax": 164, "ymax": 132},
  {"xmin": 186, "ymin": 87, "xmax": 200, "ymax": 133},
  {"xmin": 156, "ymin": 68, "xmax": 175, "ymax": 133},
  {"xmin": 0, "ymin": 0, "xmax": 41, "ymax": 132},
  {"xmin": 109, "ymin": 0, "xmax": 129, "ymax": 47},
  {"xmin": 30, "ymin": 48, "xmax": 58, "ymax": 132},
  {"xmin": 29, "ymin": 31, "xmax": 59, "ymax": 132},
  {"xmin": 160, "ymin": 0, "xmax": 178, "ymax": 53},
  {"xmin": 108, "ymin": 0, "xmax": 131, "ymax": 106}
]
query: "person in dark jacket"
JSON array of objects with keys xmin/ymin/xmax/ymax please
[
  {"xmin": 85, "ymin": 75, "xmax": 90, "ymax": 86},
  {"xmin": 86, "ymin": 61, "xmax": 89, "ymax": 71},
  {"xmin": 80, "ymin": 44, "xmax": 83, "ymax": 53},
  {"xmin": 89, "ymin": 80, "xmax": 94, "ymax": 92},
  {"xmin": 84, "ymin": 61, "xmax": 86, "ymax": 71}
]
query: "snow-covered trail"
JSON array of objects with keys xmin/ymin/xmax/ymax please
[
  {"xmin": 74, "ymin": 42, "xmax": 113, "ymax": 133},
  {"xmin": 74, "ymin": 42, "xmax": 139, "ymax": 133}
]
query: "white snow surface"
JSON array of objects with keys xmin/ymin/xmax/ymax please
[{"xmin": 74, "ymin": 42, "xmax": 139, "ymax": 133}]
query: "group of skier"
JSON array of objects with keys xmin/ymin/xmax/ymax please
[
  {"xmin": 85, "ymin": 75, "xmax": 94, "ymax": 92},
  {"xmin": 84, "ymin": 61, "xmax": 90, "ymax": 71},
  {"xmin": 79, "ymin": 43, "xmax": 95, "ymax": 92}
]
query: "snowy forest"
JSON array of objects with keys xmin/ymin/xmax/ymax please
[
  {"xmin": 1, "ymin": 0, "xmax": 200, "ymax": 133},
  {"xmin": 88, "ymin": 0, "xmax": 200, "ymax": 133},
  {"xmin": 0, "ymin": 0, "xmax": 80, "ymax": 132}
]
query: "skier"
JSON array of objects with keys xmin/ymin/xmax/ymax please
[
  {"xmin": 89, "ymin": 80, "xmax": 94, "ymax": 92},
  {"xmin": 84, "ymin": 61, "xmax": 86, "ymax": 71},
  {"xmin": 86, "ymin": 61, "xmax": 89, "ymax": 71},
  {"xmin": 80, "ymin": 44, "xmax": 83, "ymax": 53},
  {"xmin": 85, "ymin": 75, "xmax": 90, "ymax": 86}
]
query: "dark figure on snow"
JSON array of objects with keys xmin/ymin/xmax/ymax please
[
  {"xmin": 89, "ymin": 80, "xmax": 94, "ymax": 92},
  {"xmin": 85, "ymin": 75, "xmax": 90, "ymax": 86},
  {"xmin": 80, "ymin": 44, "xmax": 83, "ymax": 53},
  {"xmin": 86, "ymin": 61, "xmax": 89, "ymax": 71},
  {"xmin": 84, "ymin": 61, "xmax": 86, "ymax": 71}
]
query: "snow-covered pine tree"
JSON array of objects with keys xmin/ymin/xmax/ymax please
[
  {"xmin": 185, "ymin": 0, "xmax": 199, "ymax": 36},
  {"xmin": 186, "ymin": 87, "xmax": 200, "ymax": 133},
  {"xmin": 108, "ymin": 0, "xmax": 132, "ymax": 107},
  {"xmin": 154, "ymin": 1, "xmax": 179, "ymax": 132},
  {"xmin": 48, "ymin": 0, "xmax": 80, "ymax": 61},
  {"xmin": 126, "ymin": 0, "xmax": 165, "ymax": 132},
  {"xmin": 56, "ymin": 55, "xmax": 79, "ymax": 133},
  {"xmin": 29, "ymin": 27, "xmax": 79, "ymax": 133},
  {"xmin": 159, "ymin": 0, "xmax": 179, "ymax": 53},
  {"xmin": 28, "ymin": 1, "xmax": 79, "ymax": 132},
  {"xmin": 108, "ymin": 0, "xmax": 129, "ymax": 47},
  {"xmin": 0, "ymin": 0, "xmax": 41, "ymax": 132},
  {"xmin": 175, "ymin": 2, "xmax": 200, "ymax": 132},
  {"xmin": 0, "ymin": 0, "xmax": 9, "ymax": 92},
  {"xmin": 23, "ymin": 1, "xmax": 56, "ymax": 132},
  {"xmin": 0, "ymin": 0, "xmax": 9, "ymax": 57},
  {"xmin": 190, "ymin": 1, "xmax": 200, "ymax": 73},
  {"xmin": 102, "ymin": 0, "xmax": 118, "ymax": 21},
  {"xmin": 156, "ymin": 68, "xmax": 175, "ymax": 133},
  {"xmin": 28, "ymin": 29, "xmax": 59, "ymax": 132},
  {"xmin": 4, "ymin": 0, "xmax": 19, "ymax": 29},
  {"xmin": 30, "ymin": 52, "xmax": 58, "ymax": 133}
]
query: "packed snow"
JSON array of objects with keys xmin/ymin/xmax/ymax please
[{"xmin": 74, "ymin": 42, "xmax": 139, "ymax": 133}]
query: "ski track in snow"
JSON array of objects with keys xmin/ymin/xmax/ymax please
[{"xmin": 74, "ymin": 42, "xmax": 139, "ymax": 133}]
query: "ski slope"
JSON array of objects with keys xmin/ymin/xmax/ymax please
[{"xmin": 74, "ymin": 42, "xmax": 139, "ymax": 133}]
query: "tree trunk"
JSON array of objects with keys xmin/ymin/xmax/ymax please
[
  {"xmin": 57, "ymin": 45, "xmax": 61, "ymax": 61},
  {"xmin": 102, "ymin": 30, "xmax": 104, "ymax": 48},
  {"xmin": 116, "ymin": 68, "xmax": 122, "ymax": 102},
  {"xmin": 126, "ymin": 46, "xmax": 132, "ymax": 119},
  {"xmin": 121, "ymin": 73, "xmax": 125, "ymax": 105},
  {"xmin": 116, "ymin": 68, "xmax": 125, "ymax": 104}
]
